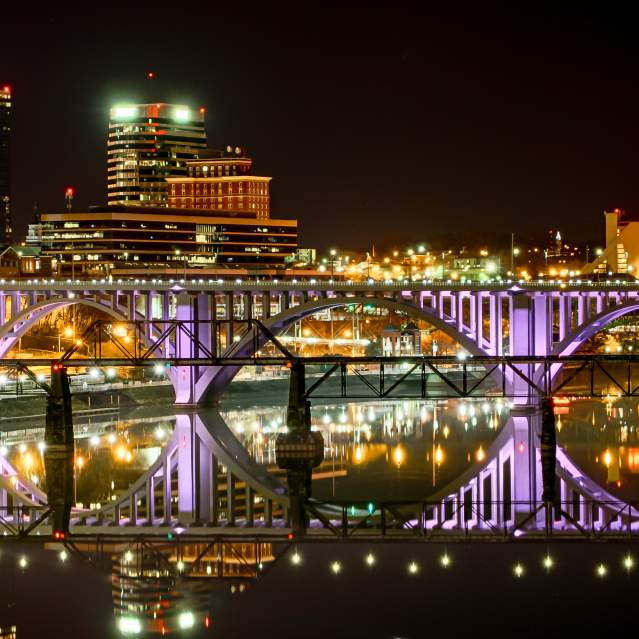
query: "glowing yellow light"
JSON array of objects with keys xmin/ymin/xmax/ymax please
[
  {"xmin": 596, "ymin": 563, "xmax": 607, "ymax": 578},
  {"xmin": 365, "ymin": 553, "xmax": 376, "ymax": 567},
  {"xmin": 603, "ymin": 449, "xmax": 612, "ymax": 468},
  {"xmin": 513, "ymin": 563, "xmax": 524, "ymax": 578},
  {"xmin": 330, "ymin": 561, "xmax": 342, "ymax": 574},
  {"xmin": 542, "ymin": 554, "xmax": 554, "ymax": 570},
  {"xmin": 75, "ymin": 456, "xmax": 85, "ymax": 469},
  {"xmin": 407, "ymin": 561, "xmax": 419, "ymax": 575},
  {"xmin": 623, "ymin": 554, "xmax": 634, "ymax": 571},
  {"xmin": 63, "ymin": 327, "xmax": 74, "ymax": 338},
  {"xmin": 434, "ymin": 446, "xmax": 444, "ymax": 465},
  {"xmin": 475, "ymin": 446, "xmax": 486, "ymax": 462},
  {"xmin": 290, "ymin": 551, "xmax": 302, "ymax": 566},
  {"xmin": 392, "ymin": 445, "xmax": 405, "ymax": 467},
  {"xmin": 115, "ymin": 446, "xmax": 128, "ymax": 461},
  {"xmin": 113, "ymin": 325, "xmax": 128, "ymax": 337},
  {"xmin": 354, "ymin": 446, "xmax": 365, "ymax": 464},
  {"xmin": 440, "ymin": 553, "xmax": 451, "ymax": 568}
]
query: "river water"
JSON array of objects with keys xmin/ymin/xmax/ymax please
[{"xmin": 0, "ymin": 393, "xmax": 638, "ymax": 637}]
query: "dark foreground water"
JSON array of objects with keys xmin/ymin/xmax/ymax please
[
  {"xmin": 1, "ymin": 395, "xmax": 638, "ymax": 637},
  {"xmin": 0, "ymin": 541, "xmax": 636, "ymax": 638}
]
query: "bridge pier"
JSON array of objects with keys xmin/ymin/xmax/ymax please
[
  {"xmin": 276, "ymin": 362, "xmax": 324, "ymax": 538},
  {"xmin": 44, "ymin": 365, "xmax": 75, "ymax": 535}
]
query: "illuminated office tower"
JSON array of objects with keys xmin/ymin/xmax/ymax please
[
  {"xmin": 107, "ymin": 103, "xmax": 207, "ymax": 206},
  {"xmin": 0, "ymin": 85, "xmax": 12, "ymax": 247}
]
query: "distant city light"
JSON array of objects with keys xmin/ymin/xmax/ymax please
[
  {"xmin": 365, "ymin": 553, "xmax": 376, "ymax": 567},
  {"xmin": 407, "ymin": 561, "xmax": 419, "ymax": 575},
  {"xmin": 178, "ymin": 612, "xmax": 194, "ymax": 630},
  {"xmin": 118, "ymin": 616, "xmax": 142, "ymax": 635},
  {"xmin": 440, "ymin": 553, "xmax": 451, "ymax": 568},
  {"xmin": 114, "ymin": 106, "xmax": 137, "ymax": 119},
  {"xmin": 330, "ymin": 561, "xmax": 342, "ymax": 574},
  {"xmin": 596, "ymin": 563, "xmax": 608, "ymax": 578},
  {"xmin": 173, "ymin": 108, "xmax": 190, "ymax": 121},
  {"xmin": 513, "ymin": 563, "xmax": 524, "ymax": 578}
]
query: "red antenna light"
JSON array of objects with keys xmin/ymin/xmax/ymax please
[
  {"xmin": 147, "ymin": 71, "xmax": 155, "ymax": 79},
  {"xmin": 2, "ymin": 86, "xmax": 10, "ymax": 94},
  {"xmin": 199, "ymin": 107, "xmax": 206, "ymax": 114},
  {"xmin": 65, "ymin": 187, "xmax": 75, "ymax": 212}
]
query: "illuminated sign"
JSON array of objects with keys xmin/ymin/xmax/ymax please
[{"xmin": 173, "ymin": 108, "xmax": 190, "ymax": 121}]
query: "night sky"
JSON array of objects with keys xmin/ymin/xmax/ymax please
[{"xmin": 4, "ymin": 6, "xmax": 639, "ymax": 251}]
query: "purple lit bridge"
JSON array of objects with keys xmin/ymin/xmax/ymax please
[
  {"xmin": 1, "ymin": 279, "xmax": 639, "ymax": 404},
  {"xmin": 1, "ymin": 280, "xmax": 639, "ymax": 542}
]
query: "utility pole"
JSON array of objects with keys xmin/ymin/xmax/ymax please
[{"xmin": 510, "ymin": 232, "xmax": 515, "ymax": 273}]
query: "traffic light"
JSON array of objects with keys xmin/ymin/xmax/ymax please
[{"xmin": 53, "ymin": 530, "xmax": 66, "ymax": 541}]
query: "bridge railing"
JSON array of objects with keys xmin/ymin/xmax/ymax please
[{"xmin": 304, "ymin": 498, "xmax": 639, "ymax": 540}]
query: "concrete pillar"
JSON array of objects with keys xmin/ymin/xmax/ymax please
[
  {"xmin": 494, "ymin": 293, "xmax": 503, "ymax": 356},
  {"xmin": 225, "ymin": 292, "xmax": 234, "ymax": 348},
  {"xmin": 280, "ymin": 292, "xmax": 289, "ymax": 313},
  {"xmin": 128, "ymin": 291, "xmax": 138, "ymax": 321},
  {"xmin": 145, "ymin": 292, "xmax": 154, "ymax": 339},
  {"xmin": 509, "ymin": 294, "xmax": 535, "ymax": 401},
  {"xmin": 457, "ymin": 294, "xmax": 465, "ymax": 333},
  {"xmin": 488, "ymin": 293, "xmax": 498, "ymax": 356},
  {"xmin": 475, "ymin": 293, "xmax": 483, "ymax": 348},
  {"xmin": 469, "ymin": 293, "xmax": 476, "ymax": 336},
  {"xmin": 558, "ymin": 294, "xmax": 571, "ymax": 342},
  {"xmin": 243, "ymin": 292, "xmax": 253, "ymax": 320},
  {"xmin": 146, "ymin": 475, "xmax": 155, "ymax": 524},
  {"xmin": 163, "ymin": 456, "xmax": 172, "ymax": 523},
  {"xmin": 0, "ymin": 295, "xmax": 5, "ymax": 323},
  {"xmin": 176, "ymin": 415, "xmax": 195, "ymax": 525},
  {"xmin": 533, "ymin": 294, "xmax": 552, "ymax": 356},
  {"xmin": 44, "ymin": 367, "xmax": 74, "ymax": 534},
  {"xmin": 261, "ymin": 292, "xmax": 271, "ymax": 320},
  {"xmin": 511, "ymin": 415, "xmax": 537, "ymax": 523},
  {"xmin": 173, "ymin": 293, "xmax": 196, "ymax": 405}
]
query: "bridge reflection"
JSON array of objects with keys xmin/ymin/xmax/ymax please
[{"xmin": 0, "ymin": 402, "xmax": 637, "ymax": 540}]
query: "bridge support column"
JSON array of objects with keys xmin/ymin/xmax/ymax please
[
  {"xmin": 540, "ymin": 397, "xmax": 557, "ymax": 532},
  {"xmin": 225, "ymin": 292, "xmax": 234, "ymax": 348},
  {"xmin": 173, "ymin": 293, "xmax": 197, "ymax": 405},
  {"xmin": 44, "ymin": 366, "xmax": 74, "ymax": 534},
  {"xmin": 276, "ymin": 362, "xmax": 324, "ymax": 538}
]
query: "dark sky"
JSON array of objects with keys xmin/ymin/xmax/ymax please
[{"xmin": 4, "ymin": 5, "xmax": 639, "ymax": 251}]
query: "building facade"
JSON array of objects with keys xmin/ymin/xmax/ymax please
[
  {"xmin": 583, "ymin": 209, "xmax": 636, "ymax": 276},
  {"xmin": 107, "ymin": 103, "xmax": 207, "ymax": 207},
  {"xmin": 0, "ymin": 85, "xmax": 12, "ymax": 248},
  {"xmin": 40, "ymin": 206, "xmax": 298, "ymax": 275},
  {"xmin": 166, "ymin": 147, "xmax": 271, "ymax": 219}
]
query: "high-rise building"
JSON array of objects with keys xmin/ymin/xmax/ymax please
[
  {"xmin": 107, "ymin": 103, "xmax": 207, "ymax": 207},
  {"xmin": 0, "ymin": 85, "xmax": 12, "ymax": 248},
  {"xmin": 166, "ymin": 146, "xmax": 271, "ymax": 219}
]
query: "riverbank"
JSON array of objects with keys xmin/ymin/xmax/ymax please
[{"xmin": 0, "ymin": 370, "xmax": 489, "ymax": 424}]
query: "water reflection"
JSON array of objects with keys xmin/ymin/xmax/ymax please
[
  {"xmin": 108, "ymin": 541, "xmax": 282, "ymax": 636},
  {"xmin": 5, "ymin": 395, "xmax": 639, "ymax": 509}
]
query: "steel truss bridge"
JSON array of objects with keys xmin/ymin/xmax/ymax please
[{"xmin": 1, "ymin": 318, "xmax": 639, "ymax": 401}]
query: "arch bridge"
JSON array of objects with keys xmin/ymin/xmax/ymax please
[{"xmin": 2, "ymin": 280, "xmax": 639, "ymax": 404}]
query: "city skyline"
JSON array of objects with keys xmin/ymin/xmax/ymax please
[{"xmin": 4, "ymin": 6, "xmax": 639, "ymax": 250}]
